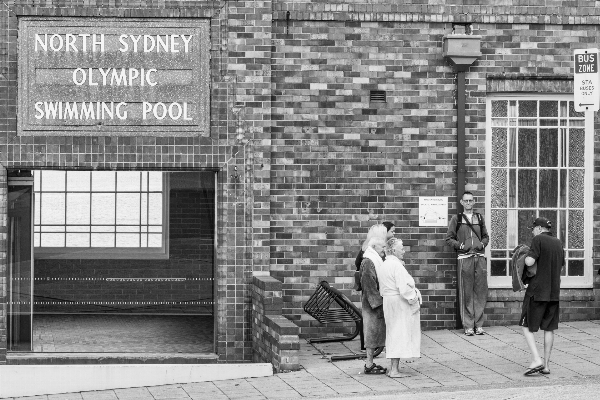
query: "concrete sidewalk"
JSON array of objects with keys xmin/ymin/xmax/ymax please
[{"xmin": 6, "ymin": 320, "xmax": 600, "ymax": 399}]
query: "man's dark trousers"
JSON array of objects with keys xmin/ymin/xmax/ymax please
[{"xmin": 458, "ymin": 255, "xmax": 488, "ymax": 329}]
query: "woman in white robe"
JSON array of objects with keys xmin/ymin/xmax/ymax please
[{"xmin": 376, "ymin": 237, "xmax": 422, "ymax": 378}]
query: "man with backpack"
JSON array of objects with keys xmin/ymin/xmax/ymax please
[{"xmin": 445, "ymin": 191, "xmax": 489, "ymax": 336}]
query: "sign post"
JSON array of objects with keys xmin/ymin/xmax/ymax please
[{"xmin": 574, "ymin": 48, "xmax": 600, "ymax": 112}]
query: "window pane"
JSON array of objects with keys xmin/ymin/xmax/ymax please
[
  {"xmin": 569, "ymin": 101, "xmax": 584, "ymax": 118},
  {"xmin": 540, "ymin": 119, "xmax": 557, "ymax": 126},
  {"xmin": 92, "ymin": 193, "xmax": 115, "ymax": 224},
  {"xmin": 117, "ymin": 171, "xmax": 141, "ymax": 192},
  {"xmin": 539, "ymin": 170, "xmax": 558, "ymax": 208},
  {"xmin": 92, "ymin": 226, "xmax": 115, "ymax": 232},
  {"xmin": 41, "ymin": 233, "xmax": 65, "ymax": 247},
  {"xmin": 41, "ymin": 226, "xmax": 64, "ymax": 232},
  {"xmin": 91, "ymin": 233, "xmax": 115, "ymax": 247},
  {"xmin": 518, "ymin": 210, "xmax": 536, "ymax": 245},
  {"xmin": 92, "ymin": 171, "xmax": 116, "ymax": 192},
  {"xmin": 539, "ymin": 129, "xmax": 558, "ymax": 167},
  {"xmin": 518, "ymin": 128, "xmax": 537, "ymax": 167},
  {"xmin": 492, "ymin": 128, "xmax": 507, "ymax": 167},
  {"xmin": 490, "ymin": 260, "xmax": 507, "ymax": 276},
  {"xmin": 539, "ymin": 210, "xmax": 556, "ymax": 233},
  {"xmin": 569, "ymin": 128, "xmax": 585, "ymax": 167},
  {"xmin": 148, "ymin": 193, "xmax": 163, "ymax": 225},
  {"xmin": 141, "ymin": 193, "xmax": 148, "ymax": 225},
  {"xmin": 68, "ymin": 226, "xmax": 91, "ymax": 232},
  {"xmin": 491, "ymin": 170, "xmax": 507, "ymax": 208},
  {"xmin": 518, "ymin": 100, "xmax": 537, "ymax": 117},
  {"xmin": 67, "ymin": 171, "xmax": 90, "ymax": 192},
  {"xmin": 149, "ymin": 172, "xmax": 162, "ymax": 191},
  {"xmin": 41, "ymin": 193, "xmax": 65, "ymax": 225},
  {"xmin": 116, "ymin": 233, "xmax": 139, "ymax": 247},
  {"xmin": 34, "ymin": 171, "xmax": 40, "ymax": 191},
  {"xmin": 66, "ymin": 233, "xmax": 90, "ymax": 247},
  {"xmin": 558, "ymin": 210, "xmax": 567, "ymax": 244},
  {"xmin": 141, "ymin": 172, "xmax": 148, "ymax": 191},
  {"xmin": 492, "ymin": 100, "xmax": 507, "ymax": 117},
  {"xmin": 509, "ymin": 169, "xmax": 516, "ymax": 208},
  {"xmin": 34, "ymin": 194, "xmax": 41, "ymax": 225},
  {"xmin": 568, "ymin": 260, "xmax": 584, "ymax": 276},
  {"xmin": 568, "ymin": 210, "xmax": 584, "ymax": 249},
  {"xmin": 508, "ymin": 128, "xmax": 517, "ymax": 167},
  {"xmin": 490, "ymin": 209, "xmax": 507, "ymax": 249},
  {"xmin": 559, "ymin": 170, "xmax": 567, "ymax": 208},
  {"xmin": 507, "ymin": 210, "xmax": 518, "ymax": 249},
  {"xmin": 569, "ymin": 169, "xmax": 585, "ymax": 208},
  {"xmin": 116, "ymin": 193, "xmax": 141, "ymax": 225},
  {"xmin": 518, "ymin": 170, "xmax": 537, "ymax": 207},
  {"xmin": 66, "ymin": 193, "xmax": 91, "ymax": 225},
  {"xmin": 41, "ymin": 170, "xmax": 65, "ymax": 191},
  {"xmin": 539, "ymin": 101, "xmax": 558, "ymax": 117},
  {"xmin": 148, "ymin": 234, "xmax": 162, "ymax": 247},
  {"xmin": 116, "ymin": 226, "xmax": 140, "ymax": 232}
]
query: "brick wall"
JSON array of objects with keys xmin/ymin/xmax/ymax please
[
  {"xmin": 269, "ymin": 2, "xmax": 600, "ymax": 337},
  {"xmin": 252, "ymin": 275, "xmax": 300, "ymax": 372}
]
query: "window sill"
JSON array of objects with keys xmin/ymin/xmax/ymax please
[{"xmin": 488, "ymin": 288, "xmax": 595, "ymax": 302}]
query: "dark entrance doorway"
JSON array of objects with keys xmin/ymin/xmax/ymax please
[{"xmin": 7, "ymin": 170, "xmax": 216, "ymax": 359}]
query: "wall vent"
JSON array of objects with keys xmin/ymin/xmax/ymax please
[{"xmin": 370, "ymin": 90, "xmax": 386, "ymax": 103}]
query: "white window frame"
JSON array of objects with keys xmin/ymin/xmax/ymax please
[
  {"xmin": 34, "ymin": 171, "xmax": 170, "ymax": 260},
  {"xmin": 485, "ymin": 94, "xmax": 594, "ymax": 288}
]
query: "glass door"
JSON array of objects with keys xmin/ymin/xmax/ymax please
[{"xmin": 7, "ymin": 174, "xmax": 34, "ymax": 351}]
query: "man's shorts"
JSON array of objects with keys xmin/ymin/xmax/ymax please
[{"xmin": 518, "ymin": 294, "xmax": 559, "ymax": 332}]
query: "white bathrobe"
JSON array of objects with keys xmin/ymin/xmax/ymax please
[{"xmin": 376, "ymin": 254, "xmax": 421, "ymax": 359}]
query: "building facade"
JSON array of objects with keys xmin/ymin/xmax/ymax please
[{"xmin": 1, "ymin": 0, "xmax": 600, "ymax": 364}]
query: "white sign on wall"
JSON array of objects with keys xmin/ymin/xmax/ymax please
[
  {"xmin": 418, "ymin": 197, "xmax": 448, "ymax": 227},
  {"xmin": 574, "ymin": 48, "xmax": 599, "ymax": 112}
]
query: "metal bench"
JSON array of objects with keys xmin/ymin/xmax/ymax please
[{"xmin": 303, "ymin": 280, "xmax": 383, "ymax": 361}]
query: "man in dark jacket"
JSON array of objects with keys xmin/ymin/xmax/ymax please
[
  {"xmin": 520, "ymin": 217, "xmax": 564, "ymax": 376},
  {"xmin": 445, "ymin": 191, "xmax": 489, "ymax": 336}
]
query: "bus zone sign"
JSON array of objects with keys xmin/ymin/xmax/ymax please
[{"xmin": 574, "ymin": 48, "xmax": 599, "ymax": 112}]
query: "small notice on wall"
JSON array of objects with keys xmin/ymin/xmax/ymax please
[{"xmin": 418, "ymin": 197, "xmax": 448, "ymax": 227}]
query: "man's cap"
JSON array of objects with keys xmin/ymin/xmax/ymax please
[{"xmin": 528, "ymin": 217, "xmax": 552, "ymax": 230}]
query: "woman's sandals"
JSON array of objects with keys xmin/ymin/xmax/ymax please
[{"xmin": 364, "ymin": 363, "xmax": 387, "ymax": 374}]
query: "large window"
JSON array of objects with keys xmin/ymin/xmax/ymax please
[
  {"xmin": 34, "ymin": 170, "xmax": 168, "ymax": 259},
  {"xmin": 486, "ymin": 96, "xmax": 593, "ymax": 288}
]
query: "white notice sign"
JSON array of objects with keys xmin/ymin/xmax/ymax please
[
  {"xmin": 574, "ymin": 48, "xmax": 599, "ymax": 112},
  {"xmin": 419, "ymin": 197, "xmax": 448, "ymax": 227}
]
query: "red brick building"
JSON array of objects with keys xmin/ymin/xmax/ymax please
[{"xmin": 1, "ymin": 0, "xmax": 599, "ymax": 365}]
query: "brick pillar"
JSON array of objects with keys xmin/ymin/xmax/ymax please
[
  {"xmin": 252, "ymin": 275, "xmax": 300, "ymax": 372},
  {"xmin": 0, "ymin": 167, "xmax": 7, "ymax": 364}
]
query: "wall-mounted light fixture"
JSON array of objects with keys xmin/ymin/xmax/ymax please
[{"xmin": 442, "ymin": 23, "xmax": 482, "ymax": 72}]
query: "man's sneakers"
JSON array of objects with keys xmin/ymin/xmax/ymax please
[{"xmin": 465, "ymin": 327, "xmax": 485, "ymax": 336}]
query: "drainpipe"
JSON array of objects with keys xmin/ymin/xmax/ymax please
[{"xmin": 443, "ymin": 23, "xmax": 482, "ymax": 329}]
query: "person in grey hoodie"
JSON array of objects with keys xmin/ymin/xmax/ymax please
[{"xmin": 445, "ymin": 191, "xmax": 489, "ymax": 336}]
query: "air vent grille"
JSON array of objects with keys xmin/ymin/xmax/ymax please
[{"xmin": 370, "ymin": 90, "xmax": 386, "ymax": 103}]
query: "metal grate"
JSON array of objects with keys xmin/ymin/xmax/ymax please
[{"xmin": 370, "ymin": 90, "xmax": 386, "ymax": 103}]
